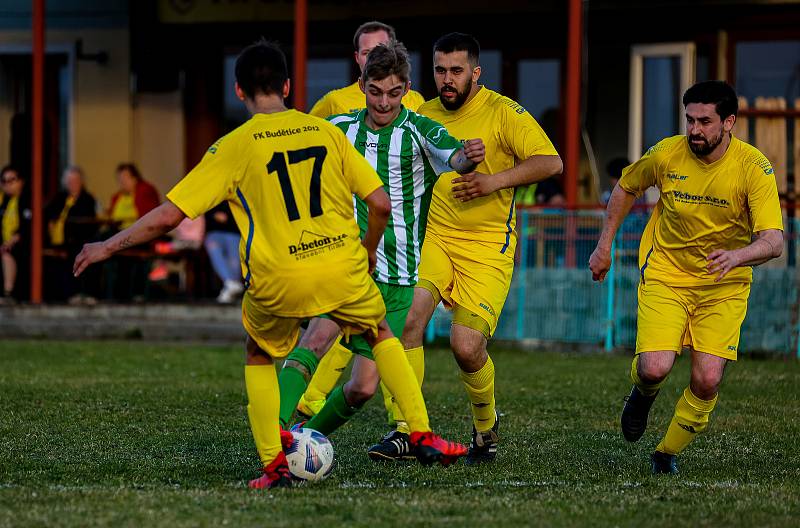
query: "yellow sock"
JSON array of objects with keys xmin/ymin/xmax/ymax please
[
  {"xmin": 630, "ymin": 354, "xmax": 666, "ymax": 397},
  {"xmin": 373, "ymin": 337, "xmax": 430, "ymax": 433},
  {"xmin": 245, "ymin": 364, "xmax": 282, "ymax": 466},
  {"xmin": 298, "ymin": 341, "xmax": 352, "ymax": 416},
  {"xmin": 460, "ymin": 355, "xmax": 496, "ymax": 431},
  {"xmin": 378, "ymin": 381, "xmax": 396, "ymax": 425},
  {"xmin": 656, "ymin": 387, "xmax": 718, "ymax": 455},
  {"xmin": 393, "ymin": 346, "xmax": 425, "ymax": 434}
]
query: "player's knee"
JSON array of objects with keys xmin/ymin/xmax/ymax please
[
  {"xmin": 691, "ymin": 371, "xmax": 722, "ymax": 399},
  {"xmin": 343, "ymin": 381, "xmax": 376, "ymax": 407},
  {"xmin": 637, "ymin": 356, "xmax": 671, "ymax": 383}
]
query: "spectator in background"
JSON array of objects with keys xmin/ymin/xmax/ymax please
[
  {"xmin": 204, "ymin": 202, "xmax": 243, "ymax": 303},
  {"xmin": 601, "ymin": 157, "xmax": 630, "ymax": 205},
  {"xmin": 0, "ymin": 166, "xmax": 31, "ymax": 303},
  {"xmin": 44, "ymin": 166, "xmax": 98, "ymax": 303},
  {"xmin": 536, "ymin": 176, "xmax": 566, "ymax": 206},
  {"xmin": 104, "ymin": 163, "xmax": 160, "ymax": 301},
  {"xmin": 108, "ymin": 163, "xmax": 159, "ymax": 229}
]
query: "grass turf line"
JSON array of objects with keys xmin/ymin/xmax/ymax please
[{"xmin": 0, "ymin": 340, "xmax": 798, "ymax": 527}]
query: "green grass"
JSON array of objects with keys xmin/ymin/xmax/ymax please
[{"xmin": 0, "ymin": 340, "xmax": 798, "ymax": 527}]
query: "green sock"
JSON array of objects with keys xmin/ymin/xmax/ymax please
[
  {"xmin": 278, "ymin": 347, "xmax": 319, "ymax": 428},
  {"xmin": 304, "ymin": 385, "xmax": 359, "ymax": 436}
]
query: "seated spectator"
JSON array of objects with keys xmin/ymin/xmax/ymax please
[
  {"xmin": 44, "ymin": 166, "xmax": 98, "ymax": 303},
  {"xmin": 108, "ymin": 163, "xmax": 159, "ymax": 230},
  {"xmin": 104, "ymin": 163, "xmax": 160, "ymax": 301},
  {"xmin": 204, "ymin": 203, "xmax": 242, "ymax": 303},
  {"xmin": 0, "ymin": 166, "xmax": 31, "ymax": 303}
]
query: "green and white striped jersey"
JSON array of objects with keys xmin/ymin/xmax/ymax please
[{"xmin": 328, "ymin": 107, "xmax": 463, "ymax": 286}]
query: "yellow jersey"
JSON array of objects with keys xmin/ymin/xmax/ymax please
[
  {"xmin": 2, "ymin": 195, "xmax": 18, "ymax": 244},
  {"xmin": 619, "ymin": 135, "xmax": 783, "ymax": 286},
  {"xmin": 418, "ymin": 87, "xmax": 559, "ymax": 254},
  {"xmin": 167, "ymin": 109, "xmax": 384, "ymax": 317},
  {"xmin": 309, "ymin": 82, "xmax": 425, "ymax": 118}
]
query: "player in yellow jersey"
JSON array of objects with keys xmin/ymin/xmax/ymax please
[
  {"xmin": 589, "ymin": 81, "xmax": 783, "ymax": 474},
  {"xmin": 309, "ymin": 21, "xmax": 425, "ymax": 118},
  {"xmin": 301, "ymin": 20, "xmax": 425, "ymax": 425},
  {"xmin": 73, "ymin": 39, "xmax": 466, "ymax": 489},
  {"xmin": 369, "ymin": 33, "xmax": 563, "ymax": 464}
]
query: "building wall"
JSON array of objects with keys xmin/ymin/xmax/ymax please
[{"xmin": 0, "ymin": 28, "xmax": 132, "ymax": 209}]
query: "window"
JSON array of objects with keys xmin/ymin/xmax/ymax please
[
  {"xmin": 736, "ymin": 41, "xmax": 800, "ymax": 101},
  {"xmin": 517, "ymin": 59, "xmax": 560, "ymax": 120},
  {"xmin": 306, "ymin": 58, "xmax": 350, "ymax": 110},
  {"xmin": 480, "ymin": 50, "xmax": 502, "ymax": 92}
]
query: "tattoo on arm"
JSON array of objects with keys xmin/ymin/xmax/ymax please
[{"xmin": 118, "ymin": 236, "xmax": 134, "ymax": 250}]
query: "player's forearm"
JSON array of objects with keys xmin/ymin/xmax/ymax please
[
  {"xmin": 733, "ymin": 230, "xmax": 783, "ymax": 267},
  {"xmin": 596, "ymin": 185, "xmax": 637, "ymax": 251},
  {"xmin": 101, "ymin": 202, "xmax": 185, "ymax": 255},
  {"xmin": 493, "ymin": 155, "xmax": 563, "ymax": 190},
  {"xmin": 449, "ymin": 149, "xmax": 477, "ymax": 175},
  {"xmin": 362, "ymin": 189, "xmax": 391, "ymax": 253}
]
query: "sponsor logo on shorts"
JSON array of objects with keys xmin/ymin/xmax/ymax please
[
  {"xmin": 288, "ymin": 230, "xmax": 348, "ymax": 260},
  {"xmin": 479, "ymin": 303, "xmax": 495, "ymax": 316},
  {"xmin": 727, "ymin": 345, "xmax": 737, "ymax": 352},
  {"xmin": 671, "ymin": 190, "xmax": 730, "ymax": 208}
]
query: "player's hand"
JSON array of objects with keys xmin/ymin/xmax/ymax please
[
  {"xmin": 462, "ymin": 138, "xmax": 485, "ymax": 165},
  {"xmin": 452, "ymin": 172, "xmax": 498, "ymax": 202},
  {"xmin": 588, "ymin": 245, "xmax": 612, "ymax": 282},
  {"xmin": 73, "ymin": 241, "xmax": 111, "ymax": 277},
  {"xmin": 706, "ymin": 249, "xmax": 742, "ymax": 282}
]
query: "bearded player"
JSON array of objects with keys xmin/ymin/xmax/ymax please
[
  {"xmin": 370, "ymin": 33, "xmax": 563, "ymax": 464},
  {"xmin": 589, "ymin": 80, "xmax": 783, "ymax": 474}
]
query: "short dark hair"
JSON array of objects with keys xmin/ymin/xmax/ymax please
[
  {"xmin": 116, "ymin": 163, "xmax": 142, "ymax": 181},
  {"xmin": 433, "ymin": 32, "xmax": 480, "ymax": 65},
  {"xmin": 0, "ymin": 165, "xmax": 20, "ymax": 181},
  {"xmin": 361, "ymin": 41, "xmax": 411, "ymax": 84},
  {"xmin": 235, "ymin": 39, "xmax": 288, "ymax": 99},
  {"xmin": 682, "ymin": 80, "xmax": 738, "ymax": 119},
  {"xmin": 353, "ymin": 21, "xmax": 396, "ymax": 51}
]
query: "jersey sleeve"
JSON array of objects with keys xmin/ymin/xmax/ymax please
[
  {"xmin": 416, "ymin": 115, "xmax": 464, "ymax": 176},
  {"xmin": 309, "ymin": 93, "xmax": 334, "ymax": 118},
  {"xmin": 499, "ymin": 99, "xmax": 559, "ymax": 160},
  {"xmin": 618, "ymin": 141, "xmax": 668, "ymax": 196},
  {"xmin": 339, "ymin": 132, "xmax": 383, "ymax": 199},
  {"xmin": 746, "ymin": 158, "xmax": 784, "ymax": 232},
  {"xmin": 166, "ymin": 133, "xmax": 241, "ymax": 219}
]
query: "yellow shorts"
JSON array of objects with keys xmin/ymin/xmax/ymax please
[
  {"xmin": 241, "ymin": 282, "xmax": 386, "ymax": 359},
  {"xmin": 636, "ymin": 280, "xmax": 750, "ymax": 361},
  {"xmin": 417, "ymin": 231, "xmax": 514, "ymax": 337}
]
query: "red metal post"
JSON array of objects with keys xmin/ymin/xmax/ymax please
[
  {"xmin": 564, "ymin": 0, "xmax": 582, "ymax": 267},
  {"xmin": 31, "ymin": 0, "xmax": 45, "ymax": 303},
  {"xmin": 564, "ymin": 0, "xmax": 582, "ymax": 208},
  {"xmin": 293, "ymin": 0, "xmax": 307, "ymax": 111}
]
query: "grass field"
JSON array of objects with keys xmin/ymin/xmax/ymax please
[{"xmin": 1, "ymin": 340, "xmax": 799, "ymax": 527}]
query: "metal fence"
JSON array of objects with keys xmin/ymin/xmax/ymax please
[{"xmin": 427, "ymin": 208, "xmax": 800, "ymax": 357}]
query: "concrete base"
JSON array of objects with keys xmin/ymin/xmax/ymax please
[{"xmin": 0, "ymin": 303, "xmax": 246, "ymax": 342}]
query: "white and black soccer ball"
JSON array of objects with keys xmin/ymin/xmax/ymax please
[{"xmin": 285, "ymin": 427, "xmax": 335, "ymax": 482}]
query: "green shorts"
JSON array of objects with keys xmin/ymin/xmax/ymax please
[{"xmin": 346, "ymin": 282, "xmax": 413, "ymax": 360}]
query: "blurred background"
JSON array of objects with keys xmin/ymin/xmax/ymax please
[{"xmin": 0, "ymin": 0, "xmax": 798, "ymax": 354}]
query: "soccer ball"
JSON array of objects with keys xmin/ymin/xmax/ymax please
[{"xmin": 285, "ymin": 427, "xmax": 335, "ymax": 482}]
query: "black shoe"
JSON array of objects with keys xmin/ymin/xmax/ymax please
[
  {"xmin": 621, "ymin": 386, "xmax": 658, "ymax": 442},
  {"xmin": 465, "ymin": 413, "xmax": 499, "ymax": 465},
  {"xmin": 650, "ymin": 451, "xmax": 678, "ymax": 474},
  {"xmin": 367, "ymin": 430, "xmax": 415, "ymax": 461}
]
